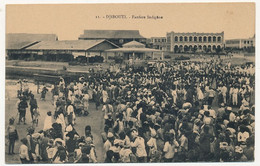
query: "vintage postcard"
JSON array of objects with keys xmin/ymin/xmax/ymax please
[{"xmin": 3, "ymin": 2, "xmax": 257, "ymax": 165}]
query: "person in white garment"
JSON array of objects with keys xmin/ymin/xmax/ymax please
[{"xmin": 43, "ymin": 111, "xmax": 53, "ymax": 131}]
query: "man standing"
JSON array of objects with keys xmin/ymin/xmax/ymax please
[
  {"xmin": 41, "ymin": 85, "xmax": 48, "ymax": 101},
  {"xmin": 208, "ymin": 87, "xmax": 215, "ymax": 106},
  {"xmin": 221, "ymin": 85, "xmax": 227, "ymax": 104},
  {"xmin": 130, "ymin": 129, "xmax": 147, "ymax": 162},
  {"xmin": 232, "ymin": 86, "xmax": 239, "ymax": 106},
  {"xmin": 17, "ymin": 97, "xmax": 28, "ymax": 125},
  {"xmin": 29, "ymin": 94, "xmax": 38, "ymax": 122}
]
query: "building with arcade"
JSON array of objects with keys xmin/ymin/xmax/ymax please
[{"xmin": 166, "ymin": 31, "xmax": 224, "ymax": 53}]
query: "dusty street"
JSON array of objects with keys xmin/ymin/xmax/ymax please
[{"xmin": 5, "ymin": 80, "xmax": 105, "ymax": 163}]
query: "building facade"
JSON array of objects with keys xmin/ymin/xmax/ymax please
[
  {"xmin": 147, "ymin": 37, "xmax": 167, "ymax": 51},
  {"xmin": 166, "ymin": 31, "xmax": 224, "ymax": 53},
  {"xmin": 225, "ymin": 35, "xmax": 255, "ymax": 50},
  {"xmin": 7, "ymin": 39, "xmax": 119, "ymax": 62},
  {"xmin": 78, "ymin": 30, "xmax": 146, "ymax": 47}
]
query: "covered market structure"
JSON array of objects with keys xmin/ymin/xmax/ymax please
[{"xmin": 105, "ymin": 41, "xmax": 163, "ymax": 62}]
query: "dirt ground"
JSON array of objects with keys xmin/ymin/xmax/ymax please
[{"xmin": 5, "ymin": 80, "xmax": 105, "ymax": 163}]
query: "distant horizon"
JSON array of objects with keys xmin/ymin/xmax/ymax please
[{"xmin": 6, "ymin": 30, "xmax": 255, "ymax": 41}]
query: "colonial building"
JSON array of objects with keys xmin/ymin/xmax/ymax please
[
  {"xmin": 78, "ymin": 30, "xmax": 146, "ymax": 47},
  {"xmin": 147, "ymin": 37, "xmax": 167, "ymax": 51},
  {"xmin": 225, "ymin": 35, "xmax": 255, "ymax": 51},
  {"xmin": 166, "ymin": 31, "xmax": 224, "ymax": 53}
]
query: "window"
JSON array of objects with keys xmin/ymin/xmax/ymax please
[
  {"xmin": 244, "ymin": 41, "xmax": 247, "ymax": 44},
  {"xmin": 184, "ymin": 36, "xmax": 188, "ymax": 42},
  {"xmin": 194, "ymin": 36, "xmax": 197, "ymax": 42},
  {"xmin": 213, "ymin": 36, "xmax": 216, "ymax": 42},
  {"xmin": 167, "ymin": 37, "xmax": 171, "ymax": 43},
  {"xmin": 175, "ymin": 36, "xmax": 178, "ymax": 42},
  {"xmin": 247, "ymin": 41, "xmax": 250, "ymax": 44},
  {"xmin": 189, "ymin": 36, "xmax": 193, "ymax": 42},
  {"xmin": 204, "ymin": 36, "xmax": 207, "ymax": 42},
  {"xmin": 208, "ymin": 36, "xmax": 212, "ymax": 42},
  {"xmin": 180, "ymin": 36, "xmax": 183, "ymax": 42},
  {"xmin": 199, "ymin": 37, "xmax": 202, "ymax": 42},
  {"xmin": 217, "ymin": 37, "xmax": 221, "ymax": 42},
  {"xmin": 155, "ymin": 39, "xmax": 157, "ymax": 42}
]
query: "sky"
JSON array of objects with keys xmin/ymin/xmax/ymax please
[{"xmin": 6, "ymin": 3, "xmax": 255, "ymax": 40}]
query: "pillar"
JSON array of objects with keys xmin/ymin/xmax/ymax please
[
  {"xmin": 85, "ymin": 51, "xmax": 87, "ymax": 63},
  {"xmin": 161, "ymin": 52, "xmax": 164, "ymax": 60}
]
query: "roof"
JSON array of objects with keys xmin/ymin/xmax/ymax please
[
  {"xmin": 106, "ymin": 47, "xmax": 161, "ymax": 53},
  {"xmin": 26, "ymin": 40, "xmax": 118, "ymax": 51},
  {"xmin": 123, "ymin": 41, "xmax": 145, "ymax": 48},
  {"xmin": 6, "ymin": 33, "xmax": 57, "ymax": 49},
  {"xmin": 79, "ymin": 30, "xmax": 145, "ymax": 39}
]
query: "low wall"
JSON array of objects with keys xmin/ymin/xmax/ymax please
[{"xmin": 6, "ymin": 66, "xmax": 90, "ymax": 84}]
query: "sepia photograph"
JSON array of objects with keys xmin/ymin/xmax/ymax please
[{"xmin": 3, "ymin": 2, "xmax": 256, "ymax": 164}]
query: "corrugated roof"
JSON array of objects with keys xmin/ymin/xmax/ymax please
[
  {"xmin": 26, "ymin": 40, "xmax": 116, "ymax": 51},
  {"xmin": 79, "ymin": 30, "xmax": 145, "ymax": 39},
  {"xmin": 123, "ymin": 41, "xmax": 145, "ymax": 48},
  {"xmin": 6, "ymin": 33, "xmax": 57, "ymax": 49}
]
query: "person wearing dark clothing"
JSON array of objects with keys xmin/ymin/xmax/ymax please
[
  {"xmin": 85, "ymin": 125, "xmax": 94, "ymax": 140},
  {"xmin": 41, "ymin": 86, "xmax": 48, "ymax": 101},
  {"xmin": 18, "ymin": 98, "xmax": 28, "ymax": 125},
  {"xmin": 29, "ymin": 94, "xmax": 38, "ymax": 121},
  {"xmin": 199, "ymin": 126, "xmax": 214, "ymax": 161},
  {"xmin": 77, "ymin": 146, "xmax": 91, "ymax": 163},
  {"xmin": 66, "ymin": 132, "xmax": 77, "ymax": 153},
  {"xmin": 65, "ymin": 132, "xmax": 77, "ymax": 162},
  {"xmin": 104, "ymin": 150, "xmax": 114, "ymax": 163},
  {"xmin": 7, "ymin": 118, "xmax": 18, "ymax": 155}
]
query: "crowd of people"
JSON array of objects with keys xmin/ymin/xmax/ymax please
[{"xmin": 6, "ymin": 57, "xmax": 255, "ymax": 163}]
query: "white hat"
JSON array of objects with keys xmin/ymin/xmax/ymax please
[
  {"xmin": 65, "ymin": 125, "xmax": 73, "ymax": 132},
  {"xmin": 114, "ymin": 139, "xmax": 122, "ymax": 145},
  {"xmin": 149, "ymin": 101, "xmax": 155, "ymax": 106},
  {"xmin": 131, "ymin": 129, "xmax": 139, "ymax": 138},
  {"xmin": 227, "ymin": 107, "xmax": 232, "ymax": 111},
  {"xmin": 150, "ymin": 130, "xmax": 157, "ymax": 137},
  {"xmin": 107, "ymin": 132, "xmax": 114, "ymax": 138},
  {"xmin": 219, "ymin": 142, "xmax": 228, "ymax": 149},
  {"xmin": 32, "ymin": 133, "xmax": 41, "ymax": 139},
  {"xmin": 235, "ymin": 146, "xmax": 243, "ymax": 154},
  {"xmin": 85, "ymin": 137, "xmax": 92, "ymax": 143}
]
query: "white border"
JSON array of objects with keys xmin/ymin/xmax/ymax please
[{"xmin": 0, "ymin": 1, "xmax": 259, "ymax": 166}]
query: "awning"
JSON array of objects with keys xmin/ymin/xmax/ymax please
[
  {"xmin": 72, "ymin": 52, "xmax": 85, "ymax": 58},
  {"xmin": 106, "ymin": 47, "xmax": 161, "ymax": 53},
  {"xmin": 72, "ymin": 52, "xmax": 96, "ymax": 58}
]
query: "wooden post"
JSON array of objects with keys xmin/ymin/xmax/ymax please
[
  {"xmin": 85, "ymin": 51, "xmax": 87, "ymax": 63},
  {"xmin": 161, "ymin": 51, "xmax": 164, "ymax": 60}
]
